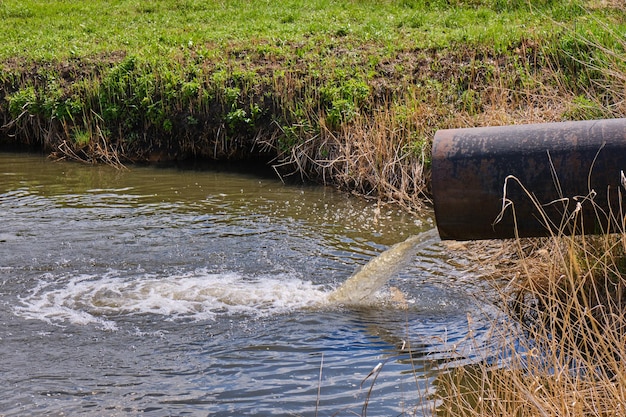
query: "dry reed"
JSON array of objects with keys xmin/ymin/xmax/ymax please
[{"xmin": 435, "ymin": 169, "xmax": 626, "ymax": 417}]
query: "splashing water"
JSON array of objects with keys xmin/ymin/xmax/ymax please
[
  {"xmin": 15, "ymin": 230, "xmax": 440, "ymax": 328},
  {"xmin": 328, "ymin": 228, "xmax": 440, "ymax": 304},
  {"xmin": 15, "ymin": 271, "xmax": 329, "ymax": 330},
  {"xmin": 1, "ymin": 154, "xmax": 488, "ymax": 417}
]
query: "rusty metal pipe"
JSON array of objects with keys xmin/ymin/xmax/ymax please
[{"xmin": 431, "ymin": 118, "xmax": 626, "ymax": 240}]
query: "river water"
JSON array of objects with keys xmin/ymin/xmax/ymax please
[{"xmin": 0, "ymin": 152, "xmax": 501, "ymax": 416}]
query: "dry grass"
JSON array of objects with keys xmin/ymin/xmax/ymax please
[
  {"xmin": 437, "ymin": 227, "xmax": 626, "ymax": 416},
  {"xmin": 435, "ymin": 173, "xmax": 626, "ymax": 416},
  {"xmin": 438, "ymin": 224, "xmax": 626, "ymax": 416}
]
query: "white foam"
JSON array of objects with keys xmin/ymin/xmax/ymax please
[{"xmin": 15, "ymin": 270, "xmax": 329, "ymax": 329}]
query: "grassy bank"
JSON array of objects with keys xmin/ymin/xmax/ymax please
[{"xmin": 1, "ymin": 0, "xmax": 625, "ymax": 209}]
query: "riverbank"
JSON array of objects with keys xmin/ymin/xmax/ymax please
[{"xmin": 2, "ymin": 0, "xmax": 625, "ymax": 210}]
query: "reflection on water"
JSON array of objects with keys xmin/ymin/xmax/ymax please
[{"xmin": 0, "ymin": 153, "xmax": 501, "ymax": 416}]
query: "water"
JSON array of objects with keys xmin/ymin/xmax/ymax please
[
  {"xmin": 328, "ymin": 229, "xmax": 440, "ymax": 305},
  {"xmin": 0, "ymin": 153, "xmax": 501, "ymax": 416}
]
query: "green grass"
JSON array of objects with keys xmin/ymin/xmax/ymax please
[
  {"xmin": 0, "ymin": 1, "xmax": 625, "ymax": 209},
  {"xmin": 0, "ymin": 0, "xmax": 615, "ymax": 60}
]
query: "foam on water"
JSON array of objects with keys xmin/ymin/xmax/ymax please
[
  {"xmin": 14, "ymin": 229, "xmax": 442, "ymax": 330},
  {"xmin": 15, "ymin": 269, "xmax": 329, "ymax": 330}
]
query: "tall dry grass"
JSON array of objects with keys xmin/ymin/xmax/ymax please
[
  {"xmin": 272, "ymin": 100, "xmax": 436, "ymax": 210},
  {"xmin": 436, "ymin": 225, "xmax": 626, "ymax": 416}
]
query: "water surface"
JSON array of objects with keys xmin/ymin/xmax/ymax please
[{"xmin": 0, "ymin": 153, "xmax": 499, "ymax": 416}]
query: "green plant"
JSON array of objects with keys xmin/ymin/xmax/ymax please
[
  {"xmin": 7, "ymin": 86, "xmax": 37, "ymax": 116},
  {"xmin": 562, "ymin": 95, "xmax": 610, "ymax": 120},
  {"xmin": 320, "ymin": 78, "xmax": 371, "ymax": 128},
  {"xmin": 72, "ymin": 128, "xmax": 91, "ymax": 146}
]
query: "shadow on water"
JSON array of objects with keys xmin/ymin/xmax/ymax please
[{"xmin": 0, "ymin": 152, "xmax": 504, "ymax": 417}]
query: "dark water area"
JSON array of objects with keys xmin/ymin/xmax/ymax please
[{"xmin": 0, "ymin": 153, "xmax": 501, "ymax": 416}]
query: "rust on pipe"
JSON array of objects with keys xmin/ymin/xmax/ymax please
[{"xmin": 431, "ymin": 118, "xmax": 626, "ymax": 240}]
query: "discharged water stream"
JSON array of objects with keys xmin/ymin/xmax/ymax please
[{"xmin": 0, "ymin": 153, "xmax": 502, "ymax": 416}]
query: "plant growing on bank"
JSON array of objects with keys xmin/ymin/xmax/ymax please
[{"xmin": 1, "ymin": 0, "xmax": 625, "ymax": 211}]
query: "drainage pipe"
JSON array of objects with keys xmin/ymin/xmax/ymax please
[{"xmin": 431, "ymin": 118, "xmax": 626, "ymax": 240}]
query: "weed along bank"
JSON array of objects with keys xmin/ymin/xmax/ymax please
[{"xmin": 1, "ymin": 1, "xmax": 625, "ymax": 210}]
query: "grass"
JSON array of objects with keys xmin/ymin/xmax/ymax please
[
  {"xmin": 1, "ymin": 1, "xmax": 625, "ymax": 210},
  {"xmin": 0, "ymin": 0, "xmax": 594, "ymax": 60},
  {"xmin": 435, "ymin": 214, "xmax": 626, "ymax": 416}
]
